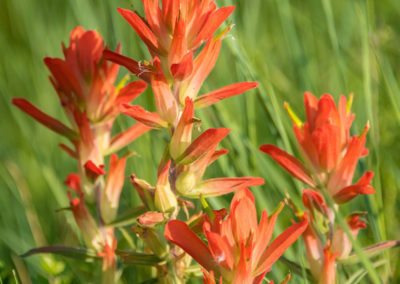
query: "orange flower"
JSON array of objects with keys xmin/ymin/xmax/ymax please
[
  {"xmin": 13, "ymin": 27, "xmax": 150, "ymax": 200},
  {"xmin": 165, "ymin": 188, "xmax": 308, "ymax": 283},
  {"xmin": 260, "ymin": 93, "xmax": 375, "ymax": 203},
  {"xmin": 12, "ymin": 26, "xmax": 150, "ymax": 158},
  {"xmin": 105, "ymin": 1, "xmax": 234, "ymax": 78},
  {"xmin": 103, "ymin": 2, "xmax": 258, "ymax": 114}
]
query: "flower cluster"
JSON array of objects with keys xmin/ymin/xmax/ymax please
[
  {"xmin": 13, "ymin": 1, "xmax": 394, "ymax": 284},
  {"xmin": 260, "ymin": 92, "xmax": 376, "ymax": 283},
  {"xmin": 165, "ymin": 188, "xmax": 307, "ymax": 283},
  {"xmin": 13, "ymin": 1, "xmax": 307, "ymax": 283},
  {"xmin": 13, "ymin": 27, "xmax": 152, "ymax": 279}
]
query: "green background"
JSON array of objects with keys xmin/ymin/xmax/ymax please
[{"xmin": 0, "ymin": 0, "xmax": 399, "ymax": 282}]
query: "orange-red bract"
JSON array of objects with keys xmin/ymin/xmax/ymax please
[
  {"xmin": 12, "ymin": 27, "xmax": 149, "ymax": 161},
  {"xmin": 165, "ymin": 188, "xmax": 308, "ymax": 283},
  {"xmin": 260, "ymin": 93, "xmax": 375, "ymax": 204}
]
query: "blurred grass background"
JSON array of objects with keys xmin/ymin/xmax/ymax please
[{"xmin": 1, "ymin": 0, "xmax": 399, "ymax": 283}]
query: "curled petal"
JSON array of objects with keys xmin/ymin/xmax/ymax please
[
  {"xmin": 170, "ymin": 52, "xmax": 193, "ymax": 81},
  {"xmin": 169, "ymin": 19, "xmax": 187, "ymax": 65},
  {"xmin": 120, "ymin": 104, "xmax": 168, "ymax": 129},
  {"xmin": 84, "ymin": 160, "xmax": 105, "ymax": 180},
  {"xmin": 260, "ymin": 145, "xmax": 316, "ymax": 187},
  {"xmin": 176, "ymin": 128, "xmax": 230, "ymax": 165},
  {"xmin": 107, "ymin": 123, "xmax": 151, "ymax": 154},
  {"xmin": 204, "ymin": 229, "xmax": 234, "ymax": 270},
  {"xmin": 44, "ymin": 58, "xmax": 84, "ymax": 100},
  {"xmin": 194, "ymin": 82, "xmax": 258, "ymax": 109},
  {"xmin": 103, "ymin": 50, "xmax": 152, "ymax": 82},
  {"xmin": 332, "ymin": 214, "xmax": 367, "ymax": 259},
  {"xmin": 164, "ymin": 220, "xmax": 218, "ymax": 272},
  {"xmin": 327, "ymin": 124, "xmax": 369, "ymax": 194},
  {"xmin": 137, "ymin": 211, "xmax": 166, "ymax": 226},
  {"xmin": 304, "ymin": 92, "xmax": 319, "ymax": 128},
  {"xmin": 302, "ymin": 189, "xmax": 329, "ymax": 216},
  {"xmin": 65, "ymin": 173, "xmax": 81, "ymax": 194},
  {"xmin": 151, "ymin": 70, "xmax": 179, "ymax": 123},
  {"xmin": 254, "ymin": 218, "xmax": 308, "ymax": 276},
  {"xmin": 184, "ymin": 177, "xmax": 264, "ymax": 198},
  {"xmin": 170, "ymin": 97, "xmax": 194, "ymax": 159},
  {"xmin": 333, "ymin": 171, "xmax": 375, "ymax": 204},
  {"xmin": 230, "ymin": 188, "xmax": 258, "ymax": 245},
  {"xmin": 117, "ymin": 8, "xmax": 162, "ymax": 54},
  {"xmin": 252, "ymin": 203, "xmax": 284, "ymax": 266},
  {"xmin": 115, "ymin": 81, "xmax": 147, "ymax": 105},
  {"xmin": 76, "ymin": 30, "xmax": 104, "ymax": 77},
  {"xmin": 192, "ymin": 6, "xmax": 236, "ymax": 48},
  {"xmin": 101, "ymin": 154, "xmax": 127, "ymax": 222},
  {"xmin": 179, "ymin": 38, "xmax": 221, "ymax": 103}
]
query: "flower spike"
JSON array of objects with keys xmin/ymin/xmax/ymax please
[{"xmin": 165, "ymin": 189, "xmax": 307, "ymax": 282}]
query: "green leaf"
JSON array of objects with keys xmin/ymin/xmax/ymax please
[
  {"xmin": 21, "ymin": 245, "xmax": 98, "ymax": 261},
  {"xmin": 117, "ymin": 250, "xmax": 162, "ymax": 266},
  {"xmin": 106, "ymin": 205, "xmax": 147, "ymax": 228},
  {"xmin": 338, "ymin": 240, "xmax": 400, "ymax": 265}
]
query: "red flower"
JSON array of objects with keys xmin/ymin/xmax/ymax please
[
  {"xmin": 165, "ymin": 188, "xmax": 308, "ymax": 282},
  {"xmin": 260, "ymin": 93, "xmax": 375, "ymax": 203},
  {"xmin": 106, "ymin": 1, "xmax": 234, "ymax": 77},
  {"xmin": 12, "ymin": 27, "xmax": 149, "ymax": 158},
  {"xmin": 103, "ymin": 2, "xmax": 258, "ymax": 115}
]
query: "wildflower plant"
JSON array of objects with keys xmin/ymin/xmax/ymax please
[
  {"xmin": 261, "ymin": 92, "xmax": 398, "ymax": 283},
  {"xmin": 9, "ymin": 1, "xmax": 400, "ymax": 284}
]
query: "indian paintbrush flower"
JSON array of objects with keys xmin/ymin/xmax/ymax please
[
  {"xmin": 12, "ymin": 26, "xmax": 150, "ymax": 200},
  {"xmin": 165, "ymin": 188, "xmax": 308, "ymax": 283},
  {"xmin": 260, "ymin": 92, "xmax": 375, "ymax": 204}
]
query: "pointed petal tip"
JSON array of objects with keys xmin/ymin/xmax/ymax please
[{"xmin": 259, "ymin": 144, "xmax": 315, "ymax": 187}]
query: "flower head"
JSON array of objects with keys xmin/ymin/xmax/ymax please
[
  {"xmin": 12, "ymin": 27, "xmax": 149, "ymax": 157},
  {"xmin": 165, "ymin": 188, "xmax": 308, "ymax": 283},
  {"xmin": 260, "ymin": 93, "xmax": 375, "ymax": 203},
  {"xmin": 103, "ymin": 3, "xmax": 258, "ymax": 117},
  {"xmin": 13, "ymin": 27, "xmax": 150, "ymax": 199}
]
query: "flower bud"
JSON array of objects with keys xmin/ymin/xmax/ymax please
[
  {"xmin": 132, "ymin": 225, "xmax": 167, "ymax": 259},
  {"xmin": 332, "ymin": 213, "xmax": 367, "ymax": 258},
  {"xmin": 175, "ymin": 170, "xmax": 197, "ymax": 195},
  {"xmin": 138, "ymin": 211, "xmax": 166, "ymax": 227},
  {"xmin": 130, "ymin": 174, "xmax": 156, "ymax": 210},
  {"xmin": 155, "ymin": 182, "xmax": 177, "ymax": 213},
  {"xmin": 100, "ymin": 154, "xmax": 127, "ymax": 224},
  {"xmin": 68, "ymin": 192, "xmax": 103, "ymax": 251},
  {"xmin": 155, "ymin": 160, "xmax": 177, "ymax": 213}
]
